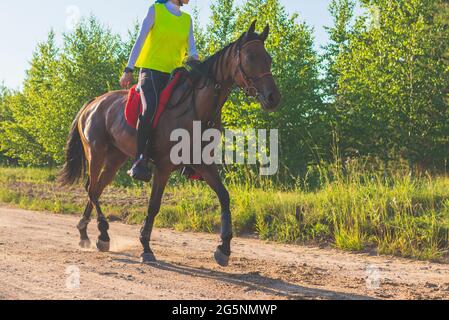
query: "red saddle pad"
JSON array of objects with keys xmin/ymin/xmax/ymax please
[
  {"xmin": 124, "ymin": 85, "xmax": 142, "ymax": 129},
  {"xmin": 125, "ymin": 71, "xmax": 183, "ymax": 129}
]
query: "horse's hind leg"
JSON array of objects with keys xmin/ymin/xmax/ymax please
[
  {"xmin": 75, "ymin": 146, "xmax": 105, "ymax": 250},
  {"xmin": 77, "ymin": 201, "xmax": 94, "ymax": 248},
  {"xmin": 91, "ymin": 148, "xmax": 128, "ymax": 252},
  {"xmin": 80, "ymin": 144, "xmax": 110, "ymax": 252},
  {"xmin": 77, "ymin": 178, "xmax": 93, "ymax": 248}
]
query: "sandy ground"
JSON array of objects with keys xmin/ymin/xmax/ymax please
[{"xmin": 0, "ymin": 207, "xmax": 448, "ymax": 300}]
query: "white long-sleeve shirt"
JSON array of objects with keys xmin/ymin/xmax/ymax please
[{"xmin": 126, "ymin": 2, "xmax": 199, "ymax": 70}]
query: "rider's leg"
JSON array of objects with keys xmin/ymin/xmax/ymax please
[{"xmin": 129, "ymin": 69, "xmax": 170, "ymax": 182}]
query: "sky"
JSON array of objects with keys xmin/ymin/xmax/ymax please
[{"xmin": 0, "ymin": 0, "xmax": 363, "ymax": 89}]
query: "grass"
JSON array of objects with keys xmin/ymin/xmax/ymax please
[{"xmin": 0, "ymin": 165, "xmax": 448, "ymax": 262}]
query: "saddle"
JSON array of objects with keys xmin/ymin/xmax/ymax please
[{"xmin": 125, "ymin": 68, "xmax": 188, "ymax": 129}]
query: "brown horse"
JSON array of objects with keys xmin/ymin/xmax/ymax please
[{"xmin": 59, "ymin": 21, "xmax": 281, "ymax": 266}]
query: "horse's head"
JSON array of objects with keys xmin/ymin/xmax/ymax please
[{"xmin": 233, "ymin": 21, "xmax": 281, "ymax": 112}]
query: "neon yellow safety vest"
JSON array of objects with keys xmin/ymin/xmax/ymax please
[{"xmin": 135, "ymin": 3, "xmax": 191, "ymax": 73}]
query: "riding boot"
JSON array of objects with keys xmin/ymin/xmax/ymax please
[{"xmin": 128, "ymin": 116, "xmax": 152, "ymax": 182}]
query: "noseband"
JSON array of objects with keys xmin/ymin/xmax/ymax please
[{"xmin": 235, "ymin": 40, "xmax": 273, "ymax": 97}]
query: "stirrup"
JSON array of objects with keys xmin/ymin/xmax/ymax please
[{"xmin": 128, "ymin": 155, "xmax": 152, "ymax": 182}]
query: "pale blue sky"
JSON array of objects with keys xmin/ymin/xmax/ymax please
[{"xmin": 0, "ymin": 0, "xmax": 362, "ymax": 89}]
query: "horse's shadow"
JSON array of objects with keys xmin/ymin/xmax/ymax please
[{"xmin": 111, "ymin": 253, "xmax": 375, "ymax": 300}]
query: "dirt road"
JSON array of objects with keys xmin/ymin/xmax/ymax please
[{"xmin": 0, "ymin": 207, "xmax": 448, "ymax": 300}]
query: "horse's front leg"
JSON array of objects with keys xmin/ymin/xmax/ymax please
[
  {"xmin": 195, "ymin": 164, "xmax": 233, "ymax": 267},
  {"xmin": 140, "ymin": 166, "xmax": 170, "ymax": 263}
]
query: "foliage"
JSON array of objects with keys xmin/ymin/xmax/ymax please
[
  {"xmin": 334, "ymin": 0, "xmax": 449, "ymax": 171},
  {"xmin": 0, "ymin": 18, "xmax": 131, "ymax": 165},
  {"xmin": 0, "ymin": 84, "xmax": 15, "ymax": 165},
  {"xmin": 322, "ymin": 0, "xmax": 356, "ymax": 101}
]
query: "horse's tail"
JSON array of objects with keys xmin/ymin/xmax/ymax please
[{"xmin": 58, "ymin": 100, "xmax": 92, "ymax": 186}]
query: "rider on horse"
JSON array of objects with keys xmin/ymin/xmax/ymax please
[{"xmin": 120, "ymin": 0, "xmax": 199, "ymax": 182}]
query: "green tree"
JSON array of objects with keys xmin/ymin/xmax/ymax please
[
  {"xmin": 336, "ymin": 0, "xmax": 449, "ymax": 170},
  {"xmin": 0, "ymin": 33, "xmax": 58, "ymax": 165},
  {"xmin": 205, "ymin": 0, "xmax": 237, "ymax": 53},
  {"xmin": 22, "ymin": 30, "xmax": 61, "ymax": 164},
  {"xmin": 322, "ymin": 0, "xmax": 357, "ymax": 169},
  {"xmin": 0, "ymin": 83, "xmax": 7, "ymax": 118},
  {"xmin": 0, "ymin": 17, "xmax": 130, "ymax": 165},
  {"xmin": 0, "ymin": 92, "xmax": 52, "ymax": 165},
  {"xmin": 0, "ymin": 84, "xmax": 14, "ymax": 164},
  {"xmin": 192, "ymin": 5, "xmax": 207, "ymax": 58},
  {"xmin": 322, "ymin": 0, "xmax": 356, "ymax": 101}
]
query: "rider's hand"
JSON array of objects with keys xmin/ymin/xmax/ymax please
[{"xmin": 120, "ymin": 71, "xmax": 133, "ymax": 89}]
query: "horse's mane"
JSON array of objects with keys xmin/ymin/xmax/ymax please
[
  {"xmin": 167, "ymin": 31, "xmax": 262, "ymax": 109},
  {"xmin": 188, "ymin": 31, "xmax": 262, "ymax": 86}
]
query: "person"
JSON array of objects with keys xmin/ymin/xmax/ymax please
[{"xmin": 120, "ymin": 0, "xmax": 199, "ymax": 182}]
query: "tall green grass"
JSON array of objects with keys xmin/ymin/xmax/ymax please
[{"xmin": 0, "ymin": 164, "xmax": 448, "ymax": 261}]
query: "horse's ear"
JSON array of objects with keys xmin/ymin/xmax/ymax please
[
  {"xmin": 247, "ymin": 20, "xmax": 257, "ymax": 36},
  {"xmin": 260, "ymin": 24, "xmax": 270, "ymax": 42}
]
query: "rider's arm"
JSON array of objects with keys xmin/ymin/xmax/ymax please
[
  {"xmin": 188, "ymin": 17, "xmax": 199, "ymax": 61},
  {"xmin": 125, "ymin": 6, "xmax": 155, "ymax": 72}
]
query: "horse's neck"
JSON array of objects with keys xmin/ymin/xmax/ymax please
[
  {"xmin": 194, "ymin": 48, "xmax": 236, "ymax": 123},
  {"xmin": 194, "ymin": 82, "xmax": 232, "ymax": 124}
]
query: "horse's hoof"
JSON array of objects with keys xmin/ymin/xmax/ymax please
[
  {"xmin": 79, "ymin": 239, "xmax": 91, "ymax": 249},
  {"xmin": 96, "ymin": 240, "xmax": 110, "ymax": 252},
  {"xmin": 214, "ymin": 248, "xmax": 230, "ymax": 267},
  {"xmin": 140, "ymin": 252, "xmax": 157, "ymax": 264}
]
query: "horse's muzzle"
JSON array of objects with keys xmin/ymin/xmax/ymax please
[{"xmin": 259, "ymin": 89, "xmax": 281, "ymax": 112}]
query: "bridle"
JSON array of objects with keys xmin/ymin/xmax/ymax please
[
  {"xmin": 234, "ymin": 40, "xmax": 273, "ymax": 98},
  {"xmin": 201, "ymin": 39, "xmax": 273, "ymax": 127},
  {"xmin": 175, "ymin": 39, "xmax": 274, "ymax": 128}
]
